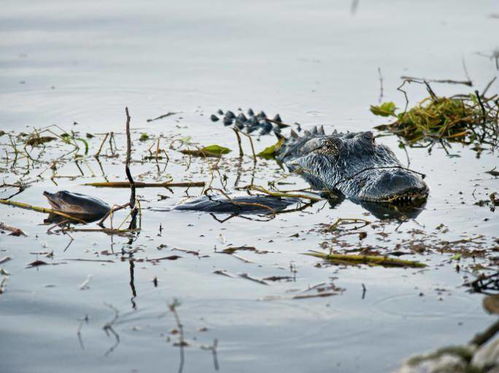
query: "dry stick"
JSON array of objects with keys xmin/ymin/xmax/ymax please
[
  {"xmin": 124, "ymin": 107, "xmax": 138, "ymax": 230},
  {"xmin": 95, "ymin": 132, "xmax": 109, "ymax": 157},
  {"xmin": 102, "ymin": 304, "xmax": 120, "ymax": 357},
  {"xmin": 85, "ymin": 181, "xmax": 205, "ymax": 188},
  {"xmin": 423, "ymin": 80, "xmax": 438, "ymax": 102},
  {"xmin": 238, "ymin": 130, "xmax": 257, "ymax": 164},
  {"xmin": 400, "ymin": 75, "xmax": 473, "ymax": 87},
  {"xmin": 475, "ymin": 90, "xmax": 488, "ymax": 124},
  {"xmin": 168, "ymin": 300, "xmax": 186, "ymax": 373},
  {"xmin": 397, "ymin": 79, "xmax": 411, "ymax": 113},
  {"xmin": 0, "ymin": 199, "xmax": 87, "ymax": 223},
  {"xmin": 77, "ymin": 315, "xmax": 89, "ymax": 350},
  {"xmin": 377, "ymin": 67, "xmax": 384, "ymax": 104},
  {"xmin": 232, "ymin": 128, "xmax": 244, "ymax": 157},
  {"xmin": 482, "ymin": 77, "xmax": 497, "ymax": 97},
  {"xmin": 200, "ymin": 339, "xmax": 219, "ymax": 371},
  {"xmin": 97, "ymin": 203, "xmax": 130, "ymax": 226},
  {"xmin": 461, "ymin": 58, "xmax": 472, "ymax": 84},
  {"xmin": 328, "ymin": 217, "xmax": 371, "ymax": 231},
  {"xmin": 305, "ymin": 251, "xmax": 427, "ymax": 268},
  {"xmin": 0, "ymin": 222, "xmax": 27, "ymax": 236},
  {"xmin": 61, "ymin": 227, "xmax": 137, "ymax": 236}
]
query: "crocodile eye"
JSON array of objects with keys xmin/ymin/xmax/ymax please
[{"xmin": 317, "ymin": 140, "xmax": 339, "ymax": 155}]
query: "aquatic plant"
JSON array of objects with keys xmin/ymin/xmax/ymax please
[{"xmin": 371, "ymin": 87, "xmax": 498, "ymax": 153}]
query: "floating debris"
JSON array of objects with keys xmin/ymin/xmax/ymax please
[
  {"xmin": 180, "ymin": 144, "xmax": 231, "ymax": 158},
  {"xmin": 372, "ymin": 88, "xmax": 499, "ymax": 152},
  {"xmin": 306, "ymin": 251, "xmax": 427, "ymax": 268},
  {"xmin": 146, "ymin": 112, "xmax": 177, "ymax": 122}
]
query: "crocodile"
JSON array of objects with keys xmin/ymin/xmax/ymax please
[
  {"xmin": 276, "ymin": 126, "xmax": 429, "ymax": 204},
  {"xmin": 211, "ymin": 108, "xmax": 428, "ymax": 204}
]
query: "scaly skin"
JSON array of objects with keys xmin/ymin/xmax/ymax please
[{"xmin": 276, "ymin": 127, "xmax": 429, "ymax": 203}]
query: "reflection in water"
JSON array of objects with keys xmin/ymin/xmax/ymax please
[
  {"xmin": 44, "ymin": 212, "xmax": 105, "ymax": 224},
  {"xmin": 357, "ymin": 199, "xmax": 426, "ymax": 220},
  {"xmin": 174, "ymin": 191, "xmax": 425, "ymax": 222}
]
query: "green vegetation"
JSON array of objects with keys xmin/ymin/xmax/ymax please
[
  {"xmin": 180, "ymin": 144, "xmax": 231, "ymax": 157},
  {"xmin": 371, "ymin": 91, "xmax": 498, "ymax": 153},
  {"xmin": 257, "ymin": 138, "xmax": 285, "ymax": 159}
]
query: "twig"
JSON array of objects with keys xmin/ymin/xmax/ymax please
[
  {"xmin": 305, "ymin": 251, "xmax": 427, "ymax": 268},
  {"xmin": 0, "ymin": 199, "xmax": 87, "ymax": 223},
  {"xmin": 232, "ymin": 128, "xmax": 244, "ymax": 157},
  {"xmin": 95, "ymin": 132, "xmax": 109, "ymax": 157},
  {"xmin": 327, "ymin": 217, "xmax": 371, "ymax": 231},
  {"xmin": 169, "ymin": 299, "xmax": 187, "ymax": 373},
  {"xmin": 397, "ymin": 79, "xmax": 410, "ymax": 113},
  {"xmin": 77, "ymin": 314, "xmax": 89, "ymax": 350},
  {"xmin": 401, "ymin": 75, "xmax": 473, "ymax": 87},
  {"xmin": 61, "ymin": 227, "xmax": 137, "ymax": 236},
  {"xmin": 102, "ymin": 303, "xmax": 120, "ymax": 356},
  {"xmin": 238, "ymin": 130, "xmax": 257, "ymax": 164},
  {"xmin": 239, "ymin": 273, "xmax": 268, "ymax": 285},
  {"xmin": 146, "ymin": 112, "xmax": 177, "ymax": 122},
  {"xmin": 85, "ymin": 181, "xmax": 205, "ymax": 188},
  {"xmin": 377, "ymin": 67, "xmax": 384, "ymax": 104},
  {"xmin": 475, "ymin": 90, "xmax": 487, "ymax": 124},
  {"xmin": 124, "ymin": 107, "xmax": 138, "ymax": 230},
  {"xmin": 0, "ymin": 222, "xmax": 27, "ymax": 236},
  {"xmin": 201, "ymin": 339, "xmax": 219, "ymax": 371},
  {"xmin": 482, "ymin": 77, "xmax": 497, "ymax": 97},
  {"xmin": 97, "ymin": 202, "xmax": 131, "ymax": 226}
]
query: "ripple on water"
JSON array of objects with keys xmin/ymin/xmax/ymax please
[{"xmin": 372, "ymin": 292, "xmax": 478, "ymax": 319}]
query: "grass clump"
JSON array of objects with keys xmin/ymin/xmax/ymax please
[{"xmin": 371, "ymin": 90, "xmax": 498, "ymax": 153}]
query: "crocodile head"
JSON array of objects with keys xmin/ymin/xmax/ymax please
[{"xmin": 277, "ymin": 128, "xmax": 429, "ymax": 204}]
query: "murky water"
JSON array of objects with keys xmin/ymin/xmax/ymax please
[{"xmin": 1, "ymin": 1, "xmax": 498, "ymax": 372}]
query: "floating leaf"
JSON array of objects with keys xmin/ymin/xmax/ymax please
[
  {"xmin": 180, "ymin": 145, "xmax": 231, "ymax": 158},
  {"xmin": 257, "ymin": 138, "xmax": 285, "ymax": 159},
  {"xmin": 201, "ymin": 145, "xmax": 231, "ymax": 155},
  {"xmin": 370, "ymin": 102, "xmax": 397, "ymax": 117},
  {"xmin": 139, "ymin": 133, "xmax": 150, "ymax": 142}
]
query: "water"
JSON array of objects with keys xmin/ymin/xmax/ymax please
[{"xmin": 1, "ymin": 1, "xmax": 498, "ymax": 372}]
